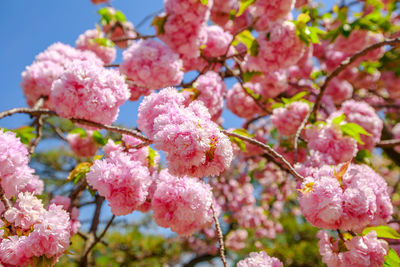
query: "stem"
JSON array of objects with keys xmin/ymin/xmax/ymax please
[
  {"xmin": 222, "ymin": 129, "xmax": 304, "ymax": 182},
  {"xmin": 377, "ymin": 139, "xmax": 400, "ymax": 148},
  {"xmin": 0, "ymin": 107, "xmax": 151, "ymax": 144},
  {"xmin": 0, "ymin": 186, "xmax": 11, "ymax": 210},
  {"xmin": 211, "ymin": 201, "xmax": 228, "ymax": 267},
  {"xmin": 312, "ymin": 38, "xmax": 400, "ymax": 119},
  {"xmin": 29, "ymin": 115, "xmax": 44, "ymax": 156},
  {"xmin": 293, "ymin": 111, "xmax": 311, "ymax": 164}
]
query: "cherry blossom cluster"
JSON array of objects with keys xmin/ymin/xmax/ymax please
[
  {"xmin": 119, "ymin": 39, "xmax": 183, "ymax": 100},
  {"xmin": 298, "ymin": 163, "xmax": 392, "ymax": 232},
  {"xmin": 138, "ymin": 87, "xmax": 233, "ymax": 177},
  {"xmin": 0, "ymin": 193, "xmax": 71, "ymax": 266},
  {"xmin": 317, "ymin": 230, "xmax": 388, "ymax": 267},
  {"xmin": 0, "ymin": 130, "xmax": 43, "ymax": 200},
  {"xmin": 156, "ymin": 0, "xmax": 212, "ymax": 59}
]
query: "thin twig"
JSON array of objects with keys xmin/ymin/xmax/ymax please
[
  {"xmin": 0, "ymin": 186, "xmax": 11, "ymax": 210},
  {"xmin": 377, "ymin": 139, "xmax": 400, "ymax": 148},
  {"xmin": 111, "ymin": 35, "xmax": 155, "ymax": 43},
  {"xmin": 211, "ymin": 201, "xmax": 228, "ymax": 267},
  {"xmin": 0, "ymin": 107, "xmax": 151, "ymax": 144},
  {"xmin": 29, "ymin": 115, "xmax": 44, "ymax": 156},
  {"xmin": 77, "ymin": 231, "xmax": 108, "ymax": 246},
  {"xmin": 294, "ymin": 111, "xmax": 311, "ymax": 164},
  {"xmin": 135, "ymin": 8, "xmax": 164, "ymax": 29},
  {"xmin": 104, "ymin": 64, "xmax": 120, "ymax": 68},
  {"xmin": 222, "ymin": 129, "xmax": 304, "ymax": 181},
  {"xmin": 312, "ymin": 38, "xmax": 400, "ymax": 119},
  {"xmin": 83, "ymin": 215, "xmax": 116, "ymax": 260}
]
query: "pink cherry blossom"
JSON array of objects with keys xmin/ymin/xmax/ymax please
[
  {"xmin": 4, "ymin": 192, "xmax": 46, "ymax": 231},
  {"xmin": 298, "ymin": 164, "xmax": 392, "ymax": 232},
  {"xmin": 340, "ymin": 100, "xmax": 383, "ymax": 150},
  {"xmin": 157, "ymin": 13, "xmax": 207, "ymax": 58},
  {"xmin": 226, "ymin": 83, "xmax": 264, "ymax": 119},
  {"xmin": 151, "ymin": 169, "xmax": 213, "ymax": 236},
  {"xmin": 226, "ymin": 229, "xmax": 248, "ymax": 251},
  {"xmin": 153, "ymin": 101, "xmax": 233, "ymax": 177},
  {"xmin": 0, "ymin": 130, "xmax": 43, "ymax": 198},
  {"xmin": 119, "ymin": 39, "xmax": 183, "ymax": 97},
  {"xmin": 324, "ymin": 78, "xmax": 353, "ymax": 104},
  {"xmin": 237, "ymin": 251, "xmax": 283, "ymax": 267},
  {"xmin": 251, "ymin": 0, "xmax": 295, "ymax": 30},
  {"xmin": 50, "ymin": 60, "xmax": 130, "ymax": 125},
  {"xmin": 305, "ymin": 124, "xmax": 358, "ymax": 165},
  {"xmin": 186, "ymin": 71, "xmax": 226, "ymax": 121},
  {"xmin": 244, "ymin": 21, "xmax": 305, "ymax": 72},
  {"xmin": 21, "ymin": 42, "xmax": 103, "ymax": 109},
  {"xmin": 86, "ymin": 149, "xmax": 151, "ymax": 216},
  {"xmin": 317, "ymin": 230, "xmax": 388, "ymax": 267},
  {"xmin": 67, "ymin": 130, "xmax": 99, "ymax": 157},
  {"xmin": 382, "ymin": 71, "xmax": 400, "ymax": 99},
  {"xmin": 271, "ymin": 101, "xmax": 310, "ymax": 136},
  {"xmin": 50, "ymin": 196, "xmax": 81, "ymax": 235},
  {"xmin": 137, "ymin": 87, "xmax": 186, "ymax": 138},
  {"xmin": 75, "ymin": 28, "xmax": 116, "ymax": 64},
  {"xmin": 164, "ymin": 0, "xmax": 213, "ymax": 23}
]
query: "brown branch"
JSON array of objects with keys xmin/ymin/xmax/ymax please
[
  {"xmin": 312, "ymin": 38, "xmax": 400, "ymax": 119},
  {"xmin": 293, "ymin": 111, "xmax": 311, "ymax": 164},
  {"xmin": 80, "ymin": 215, "xmax": 116, "ymax": 266},
  {"xmin": 211, "ymin": 201, "xmax": 228, "ymax": 267},
  {"xmin": 377, "ymin": 139, "xmax": 400, "ymax": 148},
  {"xmin": 29, "ymin": 115, "xmax": 44, "ymax": 156},
  {"xmin": 0, "ymin": 107, "xmax": 151, "ymax": 144},
  {"xmin": 0, "ymin": 186, "xmax": 11, "ymax": 210},
  {"xmin": 77, "ymin": 231, "xmax": 108, "ymax": 246},
  {"xmin": 104, "ymin": 64, "xmax": 120, "ymax": 68},
  {"xmin": 111, "ymin": 35, "xmax": 155, "ymax": 43},
  {"xmin": 222, "ymin": 129, "xmax": 304, "ymax": 181}
]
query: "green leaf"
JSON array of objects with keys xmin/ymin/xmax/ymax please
[
  {"xmin": 152, "ymin": 15, "xmax": 168, "ymax": 35},
  {"xmin": 7, "ymin": 126, "xmax": 37, "ymax": 145},
  {"xmin": 229, "ymin": 136, "xmax": 247, "ymax": 152},
  {"xmin": 310, "ymin": 70, "xmax": 326, "ymax": 80},
  {"xmin": 341, "ymin": 122, "xmax": 371, "ymax": 145},
  {"xmin": 236, "ymin": 0, "xmax": 255, "ymax": 17},
  {"xmin": 91, "ymin": 37, "xmax": 115, "ymax": 48},
  {"xmin": 70, "ymin": 128, "xmax": 87, "ymax": 138},
  {"xmin": 67, "ymin": 162, "xmax": 92, "ymax": 184},
  {"xmin": 354, "ymin": 149, "xmax": 372, "ymax": 164},
  {"xmin": 243, "ymin": 86, "xmax": 261, "ymax": 100},
  {"xmin": 290, "ymin": 91, "xmax": 309, "ymax": 102},
  {"xmin": 33, "ymin": 255, "xmax": 54, "ymax": 267},
  {"xmin": 92, "ymin": 131, "xmax": 107, "ymax": 146},
  {"xmin": 233, "ymin": 128, "xmax": 255, "ymax": 138},
  {"xmin": 147, "ymin": 147, "xmax": 157, "ymax": 168},
  {"xmin": 200, "ymin": 0, "xmax": 208, "ymax": 5},
  {"xmin": 271, "ymin": 103, "xmax": 285, "ymax": 109},
  {"xmin": 114, "ymin": 10, "xmax": 127, "ymax": 22},
  {"xmin": 243, "ymin": 71, "xmax": 262, "ymax": 83},
  {"xmin": 232, "ymin": 30, "xmax": 255, "ymax": 50},
  {"xmin": 332, "ymin": 114, "xmax": 346, "ymax": 125},
  {"xmin": 384, "ymin": 248, "xmax": 400, "ymax": 267},
  {"xmin": 98, "ymin": 7, "xmax": 115, "ymax": 25},
  {"xmin": 363, "ymin": 226, "xmax": 400, "ymax": 239}
]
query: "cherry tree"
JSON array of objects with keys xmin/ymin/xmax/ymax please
[{"xmin": 1, "ymin": 0, "xmax": 400, "ymax": 266}]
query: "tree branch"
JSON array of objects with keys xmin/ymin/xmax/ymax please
[
  {"xmin": 312, "ymin": 38, "xmax": 400, "ymax": 119},
  {"xmin": 377, "ymin": 139, "xmax": 400, "ymax": 148},
  {"xmin": 222, "ymin": 129, "xmax": 304, "ymax": 181},
  {"xmin": 211, "ymin": 201, "xmax": 228, "ymax": 267},
  {"xmin": 0, "ymin": 107, "xmax": 151, "ymax": 144}
]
